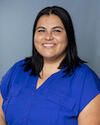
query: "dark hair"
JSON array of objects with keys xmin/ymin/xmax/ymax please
[{"xmin": 23, "ymin": 6, "xmax": 85, "ymax": 77}]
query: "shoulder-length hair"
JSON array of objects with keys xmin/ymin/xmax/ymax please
[{"xmin": 23, "ymin": 6, "xmax": 85, "ymax": 77}]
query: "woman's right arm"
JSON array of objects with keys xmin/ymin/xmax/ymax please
[{"xmin": 0, "ymin": 92, "xmax": 7, "ymax": 125}]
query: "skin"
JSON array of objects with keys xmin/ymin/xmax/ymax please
[
  {"xmin": 0, "ymin": 92, "xmax": 7, "ymax": 125},
  {"xmin": 34, "ymin": 14, "xmax": 68, "ymax": 88},
  {"xmin": 34, "ymin": 14, "xmax": 100, "ymax": 125},
  {"xmin": 78, "ymin": 94, "xmax": 100, "ymax": 125},
  {"xmin": 0, "ymin": 92, "xmax": 100, "ymax": 125},
  {"xmin": 0, "ymin": 14, "xmax": 100, "ymax": 125},
  {"xmin": 34, "ymin": 14, "xmax": 68, "ymax": 74}
]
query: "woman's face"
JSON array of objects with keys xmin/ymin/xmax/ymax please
[{"xmin": 34, "ymin": 14, "xmax": 68, "ymax": 61}]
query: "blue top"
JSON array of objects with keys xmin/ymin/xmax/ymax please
[{"xmin": 0, "ymin": 59, "xmax": 100, "ymax": 125}]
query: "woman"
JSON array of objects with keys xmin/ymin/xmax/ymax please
[{"xmin": 0, "ymin": 6, "xmax": 100, "ymax": 125}]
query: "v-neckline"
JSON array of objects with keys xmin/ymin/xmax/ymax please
[{"xmin": 32, "ymin": 67, "xmax": 67, "ymax": 93}]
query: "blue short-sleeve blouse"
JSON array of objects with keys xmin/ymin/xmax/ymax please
[{"xmin": 0, "ymin": 59, "xmax": 100, "ymax": 125}]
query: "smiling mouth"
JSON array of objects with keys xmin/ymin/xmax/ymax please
[{"xmin": 42, "ymin": 43, "xmax": 56, "ymax": 48}]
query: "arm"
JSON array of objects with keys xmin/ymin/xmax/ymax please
[
  {"xmin": 78, "ymin": 94, "xmax": 100, "ymax": 125},
  {"xmin": 0, "ymin": 92, "xmax": 7, "ymax": 125}
]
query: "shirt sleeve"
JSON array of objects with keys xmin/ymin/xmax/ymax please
[
  {"xmin": 0, "ymin": 63, "xmax": 17, "ymax": 100},
  {"xmin": 79, "ymin": 67, "xmax": 100, "ymax": 113}
]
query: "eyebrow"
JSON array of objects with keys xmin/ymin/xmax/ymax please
[
  {"xmin": 36, "ymin": 26, "xmax": 64, "ymax": 30},
  {"xmin": 36, "ymin": 26, "xmax": 45, "ymax": 30},
  {"xmin": 52, "ymin": 26, "xmax": 64, "ymax": 30}
]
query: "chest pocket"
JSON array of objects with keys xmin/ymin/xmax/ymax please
[{"xmin": 47, "ymin": 93, "xmax": 78, "ymax": 117}]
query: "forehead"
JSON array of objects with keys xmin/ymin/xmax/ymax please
[{"xmin": 36, "ymin": 14, "xmax": 64, "ymax": 27}]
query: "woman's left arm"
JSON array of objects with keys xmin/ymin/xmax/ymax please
[{"xmin": 78, "ymin": 94, "xmax": 100, "ymax": 125}]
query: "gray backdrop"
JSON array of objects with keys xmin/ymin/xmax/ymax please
[{"xmin": 0, "ymin": 0, "xmax": 100, "ymax": 81}]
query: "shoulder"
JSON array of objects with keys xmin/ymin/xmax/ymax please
[
  {"xmin": 0, "ymin": 59, "xmax": 26, "ymax": 99},
  {"xmin": 1, "ymin": 59, "xmax": 25, "ymax": 80},
  {"xmin": 4, "ymin": 58, "xmax": 28, "ymax": 83},
  {"xmin": 75, "ymin": 63, "xmax": 100, "ymax": 114},
  {"xmin": 4, "ymin": 59, "xmax": 25, "ymax": 78},
  {"xmin": 74, "ymin": 63, "xmax": 99, "ymax": 79},
  {"xmin": 12, "ymin": 59, "xmax": 25, "ymax": 68},
  {"xmin": 9, "ymin": 59, "xmax": 26, "ymax": 73},
  {"xmin": 75, "ymin": 63, "xmax": 100, "ymax": 89},
  {"xmin": 76, "ymin": 63, "xmax": 94, "ymax": 73}
]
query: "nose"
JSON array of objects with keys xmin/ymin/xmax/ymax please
[{"xmin": 45, "ymin": 32, "xmax": 53, "ymax": 41}]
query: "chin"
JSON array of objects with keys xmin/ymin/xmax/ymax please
[
  {"xmin": 41, "ymin": 53, "xmax": 56, "ymax": 58},
  {"xmin": 43, "ymin": 55, "xmax": 57, "ymax": 60}
]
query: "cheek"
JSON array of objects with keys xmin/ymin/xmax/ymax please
[
  {"xmin": 34, "ymin": 34, "xmax": 39, "ymax": 43},
  {"xmin": 34, "ymin": 35, "xmax": 42, "ymax": 49},
  {"xmin": 34, "ymin": 38, "xmax": 39, "ymax": 51},
  {"xmin": 34, "ymin": 35, "xmax": 43, "ymax": 53},
  {"xmin": 34, "ymin": 33, "xmax": 44, "ymax": 42},
  {"xmin": 57, "ymin": 36, "xmax": 68, "ymax": 47}
]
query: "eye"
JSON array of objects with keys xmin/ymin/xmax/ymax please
[
  {"xmin": 53, "ymin": 29, "xmax": 61, "ymax": 32},
  {"xmin": 38, "ymin": 30, "xmax": 45, "ymax": 32}
]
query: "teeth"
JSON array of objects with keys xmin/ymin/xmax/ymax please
[{"xmin": 43, "ymin": 44, "xmax": 56, "ymax": 47}]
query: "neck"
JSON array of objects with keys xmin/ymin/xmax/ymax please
[{"xmin": 41, "ymin": 54, "xmax": 66, "ymax": 77}]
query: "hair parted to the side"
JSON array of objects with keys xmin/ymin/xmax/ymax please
[{"xmin": 23, "ymin": 6, "xmax": 86, "ymax": 77}]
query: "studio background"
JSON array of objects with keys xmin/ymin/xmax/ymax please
[{"xmin": 0, "ymin": 0, "xmax": 100, "ymax": 81}]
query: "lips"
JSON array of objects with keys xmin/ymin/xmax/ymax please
[{"xmin": 42, "ymin": 43, "xmax": 56, "ymax": 48}]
